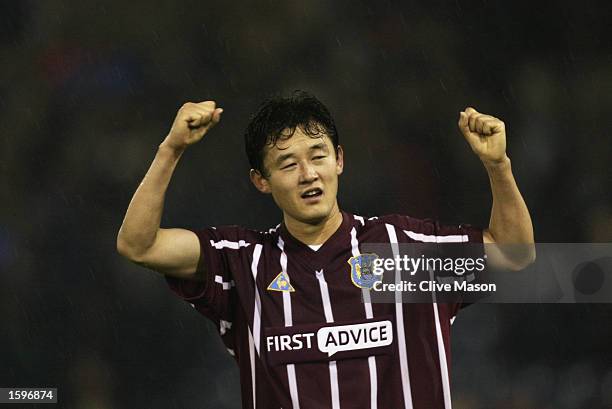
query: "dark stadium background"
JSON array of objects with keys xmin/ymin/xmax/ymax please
[{"xmin": 1, "ymin": 1, "xmax": 611, "ymax": 408}]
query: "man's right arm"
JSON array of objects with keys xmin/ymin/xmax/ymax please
[{"xmin": 116, "ymin": 101, "xmax": 223, "ymax": 279}]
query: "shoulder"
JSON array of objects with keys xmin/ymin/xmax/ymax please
[
  {"xmin": 192, "ymin": 223, "xmax": 282, "ymax": 248},
  {"xmin": 349, "ymin": 212, "xmax": 432, "ymax": 232},
  {"xmin": 348, "ymin": 212, "xmax": 480, "ymax": 242}
]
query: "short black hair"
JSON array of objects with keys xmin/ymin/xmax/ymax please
[{"xmin": 244, "ymin": 90, "xmax": 339, "ymax": 176}]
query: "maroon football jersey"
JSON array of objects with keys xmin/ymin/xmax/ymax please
[{"xmin": 166, "ymin": 211, "xmax": 483, "ymax": 409}]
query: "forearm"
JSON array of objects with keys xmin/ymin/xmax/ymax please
[
  {"xmin": 458, "ymin": 107, "xmax": 534, "ymax": 269},
  {"xmin": 117, "ymin": 143, "xmax": 184, "ymax": 259},
  {"xmin": 485, "ymin": 157, "xmax": 534, "ymax": 244}
]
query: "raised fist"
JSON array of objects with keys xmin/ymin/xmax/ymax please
[
  {"xmin": 458, "ymin": 107, "xmax": 508, "ymax": 164},
  {"xmin": 162, "ymin": 101, "xmax": 223, "ymax": 151}
]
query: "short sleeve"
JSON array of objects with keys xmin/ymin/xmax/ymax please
[
  {"xmin": 379, "ymin": 214, "xmax": 483, "ymax": 244},
  {"xmin": 165, "ymin": 226, "xmax": 246, "ymax": 331},
  {"xmin": 380, "ymin": 214, "xmax": 485, "ymax": 318}
]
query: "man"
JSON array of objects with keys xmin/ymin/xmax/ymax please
[{"xmin": 117, "ymin": 91, "xmax": 534, "ymax": 408}]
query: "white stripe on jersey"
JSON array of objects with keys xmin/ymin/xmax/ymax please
[
  {"xmin": 316, "ymin": 270, "xmax": 334, "ymax": 323},
  {"xmin": 267, "ymin": 224, "xmax": 281, "ymax": 234},
  {"xmin": 403, "ymin": 220, "xmax": 464, "ymax": 407},
  {"xmin": 350, "ymin": 227, "xmax": 378, "ymax": 409},
  {"xmin": 210, "ymin": 239, "xmax": 251, "ymax": 249},
  {"xmin": 427, "ymin": 269, "xmax": 452, "ymax": 409},
  {"xmin": 353, "ymin": 215, "xmax": 365, "ymax": 226},
  {"xmin": 248, "ymin": 332, "xmax": 257, "ymax": 408},
  {"xmin": 249, "ymin": 244, "xmax": 263, "ymax": 409},
  {"xmin": 251, "ymin": 244, "xmax": 264, "ymax": 355},
  {"xmin": 385, "ymin": 224, "xmax": 414, "ymax": 409},
  {"xmin": 278, "ymin": 237, "xmax": 300, "ymax": 409},
  {"xmin": 402, "ymin": 230, "xmax": 468, "ymax": 243},
  {"xmin": 215, "ymin": 275, "xmax": 235, "ymax": 290},
  {"xmin": 402, "ymin": 221, "xmax": 465, "ymax": 406},
  {"xmin": 433, "ymin": 303, "xmax": 452, "ymax": 409},
  {"xmin": 286, "ymin": 364, "xmax": 300, "ymax": 409},
  {"xmin": 316, "ymin": 269, "xmax": 341, "ymax": 409},
  {"xmin": 219, "ymin": 319, "xmax": 232, "ymax": 336}
]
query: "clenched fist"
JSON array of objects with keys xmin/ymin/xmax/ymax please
[
  {"xmin": 458, "ymin": 107, "xmax": 508, "ymax": 164},
  {"xmin": 162, "ymin": 101, "xmax": 223, "ymax": 151}
]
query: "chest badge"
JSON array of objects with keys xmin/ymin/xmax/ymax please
[
  {"xmin": 267, "ymin": 271, "xmax": 295, "ymax": 292},
  {"xmin": 348, "ymin": 253, "xmax": 381, "ymax": 289}
]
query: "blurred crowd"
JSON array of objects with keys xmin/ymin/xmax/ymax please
[{"xmin": 1, "ymin": 1, "xmax": 611, "ymax": 408}]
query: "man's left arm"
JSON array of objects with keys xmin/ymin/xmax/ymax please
[{"xmin": 458, "ymin": 107, "xmax": 536, "ymax": 270}]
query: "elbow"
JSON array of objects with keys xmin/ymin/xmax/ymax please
[
  {"xmin": 116, "ymin": 235, "xmax": 129, "ymax": 258},
  {"xmin": 116, "ymin": 234, "xmax": 133, "ymax": 260},
  {"xmin": 116, "ymin": 232, "xmax": 146, "ymax": 264},
  {"xmin": 526, "ymin": 245, "xmax": 537, "ymax": 265},
  {"xmin": 508, "ymin": 244, "xmax": 537, "ymax": 271},
  {"xmin": 521, "ymin": 243, "xmax": 537, "ymax": 268}
]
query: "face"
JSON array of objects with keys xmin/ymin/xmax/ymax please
[{"xmin": 250, "ymin": 127, "xmax": 344, "ymax": 225}]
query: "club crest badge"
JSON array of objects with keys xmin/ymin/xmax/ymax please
[
  {"xmin": 348, "ymin": 253, "xmax": 381, "ymax": 289},
  {"xmin": 267, "ymin": 271, "xmax": 295, "ymax": 292}
]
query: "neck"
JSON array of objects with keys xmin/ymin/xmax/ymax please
[{"xmin": 284, "ymin": 203, "xmax": 343, "ymax": 245}]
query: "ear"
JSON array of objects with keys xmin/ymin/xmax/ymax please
[
  {"xmin": 250, "ymin": 169, "xmax": 271, "ymax": 193},
  {"xmin": 335, "ymin": 145, "xmax": 344, "ymax": 175}
]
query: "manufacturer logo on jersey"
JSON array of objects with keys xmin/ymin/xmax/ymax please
[
  {"xmin": 348, "ymin": 253, "xmax": 381, "ymax": 289},
  {"xmin": 267, "ymin": 271, "xmax": 295, "ymax": 292}
]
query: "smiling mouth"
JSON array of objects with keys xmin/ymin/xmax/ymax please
[{"xmin": 301, "ymin": 188, "xmax": 323, "ymax": 199}]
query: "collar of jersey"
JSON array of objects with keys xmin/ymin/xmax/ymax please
[{"xmin": 278, "ymin": 210, "xmax": 353, "ymax": 271}]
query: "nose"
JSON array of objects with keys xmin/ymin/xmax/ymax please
[{"xmin": 298, "ymin": 162, "xmax": 318, "ymax": 184}]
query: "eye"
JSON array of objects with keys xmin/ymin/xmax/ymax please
[
  {"xmin": 281, "ymin": 163, "xmax": 297, "ymax": 170},
  {"xmin": 313, "ymin": 155, "xmax": 326, "ymax": 161}
]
